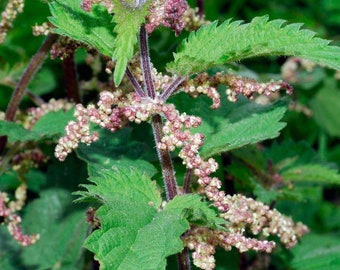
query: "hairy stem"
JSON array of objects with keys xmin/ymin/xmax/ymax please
[
  {"xmin": 0, "ymin": 33, "xmax": 59, "ymax": 155},
  {"xmin": 62, "ymin": 52, "xmax": 80, "ymax": 103},
  {"xmin": 151, "ymin": 114, "xmax": 178, "ymax": 200},
  {"xmin": 183, "ymin": 168, "xmax": 192, "ymax": 194},
  {"xmin": 160, "ymin": 76, "xmax": 186, "ymax": 101},
  {"xmin": 139, "ymin": 24, "xmax": 156, "ymax": 99},
  {"xmin": 196, "ymin": 0, "xmax": 204, "ymax": 18},
  {"xmin": 139, "ymin": 24, "xmax": 190, "ymax": 270},
  {"xmin": 126, "ymin": 67, "xmax": 145, "ymax": 97},
  {"xmin": 177, "ymin": 247, "xmax": 191, "ymax": 270}
]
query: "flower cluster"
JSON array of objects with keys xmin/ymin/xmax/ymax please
[
  {"xmin": 183, "ymin": 73, "xmax": 221, "ymax": 109},
  {"xmin": 183, "ymin": 7, "xmax": 209, "ymax": 31},
  {"xmin": 0, "ymin": 0, "xmax": 24, "ymax": 44},
  {"xmin": 183, "ymin": 226, "xmax": 276, "ymax": 270},
  {"xmin": 0, "ymin": 185, "xmax": 40, "ymax": 246},
  {"xmin": 281, "ymin": 57, "xmax": 317, "ymax": 83},
  {"xmin": 80, "ymin": 0, "xmax": 114, "ymax": 13},
  {"xmin": 182, "ymin": 193, "xmax": 308, "ymax": 269},
  {"xmin": 12, "ymin": 148, "xmax": 49, "ymax": 173},
  {"xmin": 146, "ymin": 0, "xmax": 188, "ymax": 35},
  {"xmin": 32, "ymin": 22, "xmax": 51, "ymax": 36},
  {"xmin": 223, "ymin": 74, "xmax": 293, "ymax": 102},
  {"xmin": 50, "ymin": 36, "xmax": 80, "ymax": 60},
  {"xmin": 55, "ymin": 90, "xmax": 158, "ymax": 161}
]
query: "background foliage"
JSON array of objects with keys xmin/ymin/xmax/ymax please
[{"xmin": 1, "ymin": 0, "xmax": 340, "ymax": 269}]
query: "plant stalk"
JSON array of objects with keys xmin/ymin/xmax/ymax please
[
  {"xmin": 62, "ymin": 51, "xmax": 81, "ymax": 103},
  {"xmin": 0, "ymin": 33, "xmax": 59, "ymax": 156},
  {"xmin": 139, "ymin": 24, "xmax": 156, "ymax": 99},
  {"xmin": 177, "ymin": 247, "xmax": 191, "ymax": 270},
  {"xmin": 126, "ymin": 67, "xmax": 145, "ymax": 97},
  {"xmin": 160, "ymin": 76, "xmax": 186, "ymax": 101},
  {"xmin": 151, "ymin": 114, "xmax": 178, "ymax": 200},
  {"xmin": 139, "ymin": 24, "xmax": 191, "ymax": 270}
]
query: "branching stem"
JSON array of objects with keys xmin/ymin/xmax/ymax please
[
  {"xmin": 139, "ymin": 25, "xmax": 190, "ymax": 270},
  {"xmin": 126, "ymin": 67, "xmax": 145, "ymax": 97},
  {"xmin": 160, "ymin": 76, "xmax": 186, "ymax": 101}
]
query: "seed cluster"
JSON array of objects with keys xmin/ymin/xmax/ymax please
[
  {"xmin": 146, "ymin": 0, "xmax": 188, "ymax": 35},
  {"xmin": 0, "ymin": 185, "xmax": 40, "ymax": 246},
  {"xmin": 0, "ymin": 0, "xmax": 24, "ymax": 44}
]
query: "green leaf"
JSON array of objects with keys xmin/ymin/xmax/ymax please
[
  {"xmin": 21, "ymin": 189, "xmax": 88, "ymax": 270},
  {"xmin": 167, "ymin": 16, "xmax": 340, "ymax": 75},
  {"xmin": 32, "ymin": 108, "xmax": 75, "ymax": 138},
  {"xmin": 77, "ymin": 168, "xmax": 221, "ymax": 269},
  {"xmin": 111, "ymin": 0, "xmax": 151, "ymax": 85},
  {"xmin": 171, "ymin": 92, "xmax": 287, "ymax": 158},
  {"xmin": 309, "ymin": 78, "xmax": 340, "ymax": 137},
  {"xmin": 48, "ymin": 0, "xmax": 115, "ymax": 56},
  {"xmin": 264, "ymin": 140, "xmax": 340, "ymax": 185},
  {"xmin": 76, "ymin": 127, "xmax": 157, "ymax": 177},
  {"xmin": 0, "ymin": 121, "xmax": 39, "ymax": 142},
  {"xmin": 291, "ymin": 233, "xmax": 340, "ymax": 270}
]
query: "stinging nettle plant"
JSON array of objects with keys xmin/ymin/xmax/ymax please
[{"xmin": 1, "ymin": 0, "xmax": 340, "ymax": 269}]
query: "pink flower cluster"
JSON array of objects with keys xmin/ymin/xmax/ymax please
[
  {"xmin": 55, "ymin": 90, "xmax": 162, "ymax": 161},
  {"xmin": 0, "ymin": 186, "xmax": 39, "ymax": 246},
  {"xmin": 184, "ymin": 226, "xmax": 276, "ymax": 270},
  {"xmin": 0, "ymin": 0, "xmax": 24, "ymax": 44},
  {"xmin": 146, "ymin": 0, "xmax": 188, "ymax": 35},
  {"xmin": 224, "ymin": 75, "xmax": 293, "ymax": 102}
]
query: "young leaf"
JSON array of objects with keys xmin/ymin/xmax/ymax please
[
  {"xmin": 171, "ymin": 92, "xmax": 287, "ymax": 158},
  {"xmin": 48, "ymin": 0, "xmax": 115, "ymax": 56},
  {"xmin": 76, "ymin": 167, "xmax": 221, "ymax": 269},
  {"xmin": 167, "ymin": 16, "xmax": 340, "ymax": 75},
  {"xmin": 111, "ymin": 0, "xmax": 151, "ymax": 86}
]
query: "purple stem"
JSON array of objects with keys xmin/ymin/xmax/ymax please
[
  {"xmin": 139, "ymin": 25, "xmax": 156, "ymax": 99},
  {"xmin": 62, "ymin": 52, "xmax": 81, "ymax": 103},
  {"xmin": 160, "ymin": 76, "xmax": 186, "ymax": 101},
  {"xmin": 151, "ymin": 114, "xmax": 178, "ymax": 200},
  {"xmin": 138, "ymin": 25, "xmax": 191, "ymax": 270},
  {"xmin": 126, "ymin": 67, "xmax": 145, "ymax": 97},
  {"xmin": 197, "ymin": 0, "xmax": 204, "ymax": 18},
  {"xmin": 0, "ymin": 33, "xmax": 59, "ymax": 155},
  {"xmin": 183, "ymin": 168, "xmax": 192, "ymax": 194},
  {"xmin": 177, "ymin": 247, "xmax": 191, "ymax": 270}
]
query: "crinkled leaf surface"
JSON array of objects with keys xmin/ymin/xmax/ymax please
[
  {"xmin": 48, "ymin": 0, "xmax": 115, "ymax": 56},
  {"xmin": 21, "ymin": 189, "xmax": 88, "ymax": 270},
  {"xmin": 76, "ymin": 167, "xmax": 222, "ymax": 270},
  {"xmin": 167, "ymin": 16, "xmax": 340, "ymax": 75},
  {"xmin": 264, "ymin": 140, "xmax": 340, "ymax": 185},
  {"xmin": 76, "ymin": 127, "xmax": 157, "ymax": 177},
  {"xmin": 171, "ymin": 92, "xmax": 287, "ymax": 158},
  {"xmin": 111, "ymin": 0, "xmax": 151, "ymax": 85}
]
